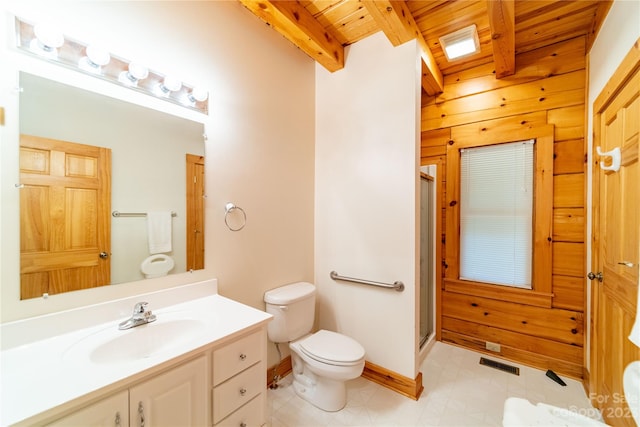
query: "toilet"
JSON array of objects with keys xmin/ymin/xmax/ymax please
[
  {"xmin": 264, "ymin": 282, "xmax": 365, "ymax": 412},
  {"xmin": 140, "ymin": 254, "xmax": 175, "ymax": 278}
]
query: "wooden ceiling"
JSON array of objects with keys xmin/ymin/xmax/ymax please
[{"xmin": 238, "ymin": 0, "xmax": 612, "ymax": 95}]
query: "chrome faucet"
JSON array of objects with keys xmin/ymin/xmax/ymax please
[{"xmin": 118, "ymin": 301, "xmax": 157, "ymax": 330}]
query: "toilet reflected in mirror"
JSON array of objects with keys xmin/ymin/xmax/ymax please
[{"xmin": 141, "ymin": 254, "xmax": 175, "ymax": 279}]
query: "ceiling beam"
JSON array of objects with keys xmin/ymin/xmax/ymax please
[
  {"xmin": 238, "ymin": 0, "xmax": 344, "ymax": 72},
  {"xmin": 487, "ymin": 0, "xmax": 515, "ymax": 79},
  {"xmin": 363, "ymin": 0, "xmax": 444, "ymax": 95}
]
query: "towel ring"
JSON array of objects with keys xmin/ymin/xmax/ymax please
[{"xmin": 224, "ymin": 202, "xmax": 246, "ymax": 231}]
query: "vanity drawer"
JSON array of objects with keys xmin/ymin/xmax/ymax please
[
  {"xmin": 214, "ymin": 393, "xmax": 264, "ymax": 427},
  {"xmin": 213, "ymin": 331, "xmax": 262, "ymax": 385},
  {"xmin": 213, "ymin": 362, "xmax": 263, "ymax": 424}
]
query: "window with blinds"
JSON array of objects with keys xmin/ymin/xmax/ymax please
[{"xmin": 459, "ymin": 140, "xmax": 534, "ymax": 289}]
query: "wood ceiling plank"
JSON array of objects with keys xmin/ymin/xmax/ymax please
[
  {"xmin": 363, "ymin": 0, "xmax": 444, "ymax": 94},
  {"xmin": 487, "ymin": 0, "xmax": 515, "ymax": 78},
  {"xmin": 516, "ymin": 6, "xmax": 597, "ymax": 51},
  {"xmin": 585, "ymin": 0, "xmax": 613, "ymax": 52},
  {"xmin": 414, "ymin": 1, "xmax": 488, "ymax": 37},
  {"xmin": 516, "ymin": 9, "xmax": 594, "ymax": 54},
  {"xmin": 238, "ymin": 0, "xmax": 345, "ymax": 72},
  {"xmin": 302, "ymin": 0, "xmax": 346, "ymax": 17},
  {"xmin": 238, "ymin": 0, "xmax": 610, "ymax": 82},
  {"xmin": 515, "ymin": 0, "xmax": 594, "ymax": 31}
]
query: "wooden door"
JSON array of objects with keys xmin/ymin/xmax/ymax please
[
  {"xmin": 590, "ymin": 44, "xmax": 640, "ymax": 426},
  {"xmin": 20, "ymin": 135, "xmax": 111, "ymax": 299},
  {"xmin": 186, "ymin": 154, "xmax": 205, "ymax": 271}
]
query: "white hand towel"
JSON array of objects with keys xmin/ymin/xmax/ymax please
[{"xmin": 147, "ymin": 211, "xmax": 172, "ymax": 254}]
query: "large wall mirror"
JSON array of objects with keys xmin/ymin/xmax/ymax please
[{"xmin": 18, "ymin": 72, "xmax": 205, "ymax": 300}]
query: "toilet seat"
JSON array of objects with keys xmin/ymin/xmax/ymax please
[
  {"xmin": 140, "ymin": 254, "xmax": 175, "ymax": 278},
  {"xmin": 298, "ymin": 330, "xmax": 365, "ymax": 366}
]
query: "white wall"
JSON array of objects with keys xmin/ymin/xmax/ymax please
[
  {"xmin": 315, "ymin": 33, "xmax": 422, "ymax": 378},
  {"xmin": 586, "ymin": 0, "xmax": 640, "ymax": 369},
  {"xmin": 0, "ymin": 0, "xmax": 315, "ymax": 338}
]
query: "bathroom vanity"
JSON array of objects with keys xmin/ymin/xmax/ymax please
[{"xmin": 0, "ymin": 280, "xmax": 272, "ymax": 426}]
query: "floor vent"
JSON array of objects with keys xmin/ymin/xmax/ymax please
[{"xmin": 479, "ymin": 357, "xmax": 520, "ymax": 375}]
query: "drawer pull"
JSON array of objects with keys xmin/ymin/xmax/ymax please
[
  {"xmin": 240, "ymin": 423, "xmax": 247, "ymax": 427},
  {"xmin": 239, "ymin": 387, "xmax": 247, "ymax": 396},
  {"xmin": 138, "ymin": 402, "xmax": 145, "ymax": 427},
  {"xmin": 239, "ymin": 353, "xmax": 247, "ymax": 361}
]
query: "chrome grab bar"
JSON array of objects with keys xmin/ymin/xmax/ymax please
[{"xmin": 329, "ymin": 271, "xmax": 405, "ymax": 292}]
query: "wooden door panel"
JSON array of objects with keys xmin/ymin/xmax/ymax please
[
  {"xmin": 186, "ymin": 154, "xmax": 205, "ymax": 271},
  {"xmin": 21, "ymin": 249, "xmax": 100, "ymax": 272},
  {"xmin": 49, "ymin": 266, "xmax": 104, "ymax": 294},
  {"xmin": 19, "ymin": 135, "xmax": 111, "ymax": 299},
  {"xmin": 20, "ymin": 185, "xmax": 49, "ymax": 252},
  {"xmin": 66, "ymin": 153, "xmax": 98, "ymax": 178},
  {"xmin": 66, "ymin": 188, "xmax": 99, "ymax": 248},
  {"xmin": 19, "ymin": 146, "xmax": 49, "ymax": 173},
  {"xmin": 591, "ymin": 56, "xmax": 640, "ymax": 427}
]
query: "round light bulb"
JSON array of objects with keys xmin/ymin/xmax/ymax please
[
  {"xmin": 33, "ymin": 23, "xmax": 64, "ymax": 50},
  {"xmin": 86, "ymin": 45, "xmax": 110, "ymax": 67},
  {"xmin": 162, "ymin": 76, "xmax": 182, "ymax": 92},
  {"xmin": 128, "ymin": 62, "xmax": 149, "ymax": 80},
  {"xmin": 191, "ymin": 87, "xmax": 208, "ymax": 102}
]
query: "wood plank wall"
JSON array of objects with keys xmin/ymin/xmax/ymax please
[{"xmin": 421, "ymin": 36, "xmax": 587, "ymax": 379}]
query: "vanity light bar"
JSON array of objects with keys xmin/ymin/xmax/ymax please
[{"xmin": 14, "ymin": 17, "xmax": 209, "ymax": 115}]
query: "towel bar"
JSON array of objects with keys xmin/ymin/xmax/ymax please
[{"xmin": 112, "ymin": 211, "xmax": 177, "ymax": 217}]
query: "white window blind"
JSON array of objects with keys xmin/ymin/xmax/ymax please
[{"xmin": 460, "ymin": 140, "xmax": 534, "ymax": 289}]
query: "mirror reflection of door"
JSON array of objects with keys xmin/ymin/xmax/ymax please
[
  {"xmin": 186, "ymin": 154, "xmax": 204, "ymax": 271},
  {"xmin": 19, "ymin": 134, "xmax": 111, "ymax": 299}
]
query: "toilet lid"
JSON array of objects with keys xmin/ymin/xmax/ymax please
[{"xmin": 299, "ymin": 330, "xmax": 365, "ymax": 365}]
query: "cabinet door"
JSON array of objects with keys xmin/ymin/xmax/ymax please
[
  {"xmin": 130, "ymin": 355, "xmax": 208, "ymax": 427},
  {"xmin": 46, "ymin": 390, "xmax": 129, "ymax": 427}
]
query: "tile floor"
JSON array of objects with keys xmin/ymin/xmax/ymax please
[{"xmin": 267, "ymin": 341, "xmax": 601, "ymax": 426}]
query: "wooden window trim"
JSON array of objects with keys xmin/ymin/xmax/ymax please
[{"xmin": 445, "ymin": 125, "xmax": 554, "ymax": 307}]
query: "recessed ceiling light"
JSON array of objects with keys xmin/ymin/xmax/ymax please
[{"xmin": 439, "ymin": 24, "xmax": 480, "ymax": 61}]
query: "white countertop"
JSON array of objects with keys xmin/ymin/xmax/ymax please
[{"xmin": 0, "ymin": 281, "xmax": 272, "ymax": 426}]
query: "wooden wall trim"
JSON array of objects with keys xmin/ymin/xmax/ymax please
[
  {"xmin": 267, "ymin": 355, "xmax": 292, "ymax": 389},
  {"xmin": 443, "ymin": 317, "xmax": 583, "ymax": 365},
  {"xmin": 268, "ymin": 357, "xmax": 425, "ymax": 401},
  {"xmin": 362, "ymin": 361, "xmax": 424, "ymax": 401},
  {"xmin": 442, "ymin": 292, "xmax": 584, "ymax": 346},
  {"xmin": 444, "ymin": 278, "xmax": 553, "ymax": 308},
  {"xmin": 423, "ymin": 70, "xmax": 585, "ymax": 130},
  {"xmin": 442, "ymin": 330, "xmax": 583, "ymax": 379}
]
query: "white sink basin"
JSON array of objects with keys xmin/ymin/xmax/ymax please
[{"xmin": 64, "ymin": 315, "xmax": 207, "ymax": 365}]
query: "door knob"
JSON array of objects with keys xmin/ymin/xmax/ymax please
[
  {"xmin": 99, "ymin": 251, "xmax": 109, "ymax": 259},
  {"xmin": 587, "ymin": 271, "xmax": 603, "ymax": 282}
]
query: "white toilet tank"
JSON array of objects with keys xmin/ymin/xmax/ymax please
[{"xmin": 264, "ymin": 282, "xmax": 316, "ymax": 343}]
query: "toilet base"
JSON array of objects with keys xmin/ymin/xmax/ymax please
[{"xmin": 291, "ymin": 353, "xmax": 348, "ymax": 412}]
